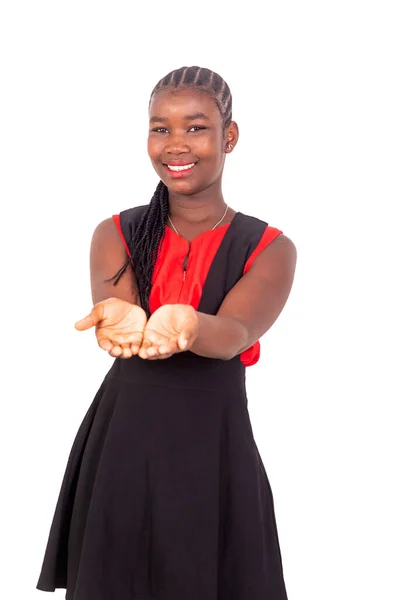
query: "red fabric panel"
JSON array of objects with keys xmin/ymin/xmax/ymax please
[
  {"xmin": 112, "ymin": 214, "xmax": 131, "ymax": 257},
  {"xmin": 111, "ymin": 216, "xmax": 230, "ymax": 314},
  {"xmin": 150, "ymin": 225, "xmax": 230, "ymax": 314},
  {"xmin": 240, "ymin": 341, "xmax": 261, "ymax": 367},
  {"xmin": 243, "ymin": 226, "xmax": 282, "ymax": 274}
]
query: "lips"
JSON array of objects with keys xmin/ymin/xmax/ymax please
[
  {"xmin": 162, "ymin": 161, "xmax": 197, "ymax": 178},
  {"xmin": 164, "ymin": 161, "xmax": 196, "ymax": 169}
]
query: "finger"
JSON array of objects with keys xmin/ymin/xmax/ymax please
[
  {"xmin": 148, "ymin": 337, "xmax": 178, "ymax": 356},
  {"xmin": 121, "ymin": 346, "xmax": 133, "ymax": 359},
  {"xmin": 146, "ymin": 345, "xmax": 160, "ymax": 358},
  {"xmin": 98, "ymin": 338, "xmax": 113, "ymax": 352},
  {"xmin": 146, "ymin": 351, "xmax": 164, "ymax": 360},
  {"xmin": 158, "ymin": 341, "xmax": 178, "ymax": 355},
  {"xmin": 140, "ymin": 338, "xmax": 152, "ymax": 350},
  {"xmin": 139, "ymin": 341, "xmax": 171, "ymax": 360},
  {"xmin": 75, "ymin": 314, "xmax": 96, "ymax": 331},
  {"xmin": 109, "ymin": 345, "xmax": 123, "ymax": 357},
  {"xmin": 178, "ymin": 333, "xmax": 189, "ymax": 350},
  {"xmin": 130, "ymin": 342, "xmax": 141, "ymax": 355},
  {"xmin": 145, "ymin": 340, "xmax": 179, "ymax": 359},
  {"xmin": 75, "ymin": 303, "xmax": 106, "ymax": 331},
  {"xmin": 138, "ymin": 338, "xmax": 152, "ymax": 359}
]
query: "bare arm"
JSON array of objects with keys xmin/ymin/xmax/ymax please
[
  {"xmin": 190, "ymin": 234, "xmax": 297, "ymax": 360},
  {"xmin": 90, "ymin": 217, "xmax": 139, "ymax": 306}
]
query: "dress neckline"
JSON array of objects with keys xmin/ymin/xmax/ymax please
[{"xmin": 165, "ymin": 212, "xmax": 239, "ymax": 244}]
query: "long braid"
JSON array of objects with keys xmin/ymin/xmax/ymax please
[
  {"xmin": 105, "ymin": 181, "xmax": 169, "ymax": 317},
  {"xmin": 130, "ymin": 181, "xmax": 169, "ymax": 313},
  {"xmin": 107, "ymin": 66, "xmax": 232, "ymax": 316}
]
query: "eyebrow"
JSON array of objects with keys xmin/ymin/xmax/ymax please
[{"xmin": 149, "ymin": 112, "xmax": 210, "ymax": 124}]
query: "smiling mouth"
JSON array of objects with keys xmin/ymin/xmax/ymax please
[{"xmin": 164, "ymin": 162, "xmax": 196, "ymax": 172}]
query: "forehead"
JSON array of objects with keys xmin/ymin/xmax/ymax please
[{"xmin": 149, "ymin": 88, "xmax": 220, "ymax": 121}]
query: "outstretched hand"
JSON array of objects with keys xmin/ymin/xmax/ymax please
[
  {"xmin": 139, "ymin": 304, "xmax": 199, "ymax": 360},
  {"xmin": 75, "ymin": 297, "xmax": 147, "ymax": 359},
  {"xmin": 75, "ymin": 300, "xmax": 198, "ymax": 360}
]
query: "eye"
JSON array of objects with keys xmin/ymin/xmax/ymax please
[
  {"xmin": 188, "ymin": 125, "xmax": 207, "ymax": 132},
  {"xmin": 151, "ymin": 127, "xmax": 169, "ymax": 133}
]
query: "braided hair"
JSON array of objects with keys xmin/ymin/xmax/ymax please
[{"xmin": 107, "ymin": 66, "xmax": 233, "ymax": 316}]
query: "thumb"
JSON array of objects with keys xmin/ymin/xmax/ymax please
[
  {"xmin": 75, "ymin": 302, "xmax": 106, "ymax": 331},
  {"xmin": 178, "ymin": 332, "xmax": 189, "ymax": 350}
]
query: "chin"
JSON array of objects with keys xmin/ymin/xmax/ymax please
[{"xmin": 163, "ymin": 180, "xmax": 199, "ymax": 196}]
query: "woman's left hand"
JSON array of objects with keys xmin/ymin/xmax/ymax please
[{"xmin": 139, "ymin": 304, "xmax": 199, "ymax": 360}]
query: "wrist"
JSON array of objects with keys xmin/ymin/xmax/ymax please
[
  {"xmin": 190, "ymin": 312, "xmax": 249, "ymax": 360},
  {"xmin": 192, "ymin": 307, "xmax": 200, "ymax": 340}
]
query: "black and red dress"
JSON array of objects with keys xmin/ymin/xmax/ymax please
[{"xmin": 36, "ymin": 206, "xmax": 289, "ymax": 600}]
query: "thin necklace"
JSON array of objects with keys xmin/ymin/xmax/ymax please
[{"xmin": 168, "ymin": 204, "xmax": 229, "ymax": 237}]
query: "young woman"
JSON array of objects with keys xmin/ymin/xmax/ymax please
[{"xmin": 36, "ymin": 66, "xmax": 297, "ymax": 600}]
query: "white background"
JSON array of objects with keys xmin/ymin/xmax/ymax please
[{"xmin": 1, "ymin": 1, "xmax": 399, "ymax": 599}]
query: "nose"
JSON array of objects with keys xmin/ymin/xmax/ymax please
[{"xmin": 164, "ymin": 132, "xmax": 191, "ymax": 155}]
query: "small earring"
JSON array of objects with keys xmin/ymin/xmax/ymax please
[{"xmin": 226, "ymin": 144, "xmax": 233, "ymax": 151}]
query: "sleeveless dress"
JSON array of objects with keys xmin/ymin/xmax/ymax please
[{"xmin": 36, "ymin": 207, "xmax": 289, "ymax": 600}]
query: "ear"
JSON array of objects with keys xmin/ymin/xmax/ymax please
[{"xmin": 224, "ymin": 121, "xmax": 239, "ymax": 153}]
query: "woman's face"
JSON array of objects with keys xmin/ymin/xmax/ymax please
[{"xmin": 147, "ymin": 88, "xmax": 234, "ymax": 197}]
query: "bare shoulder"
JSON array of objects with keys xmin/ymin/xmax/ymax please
[
  {"xmin": 91, "ymin": 216, "xmax": 123, "ymax": 246},
  {"xmin": 268, "ymin": 232, "xmax": 296, "ymax": 252},
  {"xmin": 253, "ymin": 232, "xmax": 297, "ymax": 276}
]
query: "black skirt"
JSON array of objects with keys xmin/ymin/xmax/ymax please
[{"xmin": 36, "ymin": 353, "xmax": 288, "ymax": 600}]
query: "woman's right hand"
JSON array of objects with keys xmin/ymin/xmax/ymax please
[{"xmin": 75, "ymin": 297, "xmax": 147, "ymax": 358}]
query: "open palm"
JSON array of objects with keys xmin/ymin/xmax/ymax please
[
  {"xmin": 139, "ymin": 304, "xmax": 199, "ymax": 360},
  {"xmin": 75, "ymin": 297, "xmax": 147, "ymax": 358}
]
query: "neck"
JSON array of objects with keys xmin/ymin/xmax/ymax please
[{"xmin": 168, "ymin": 181, "xmax": 226, "ymax": 225}]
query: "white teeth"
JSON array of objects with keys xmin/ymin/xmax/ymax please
[{"xmin": 166, "ymin": 163, "xmax": 195, "ymax": 172}]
